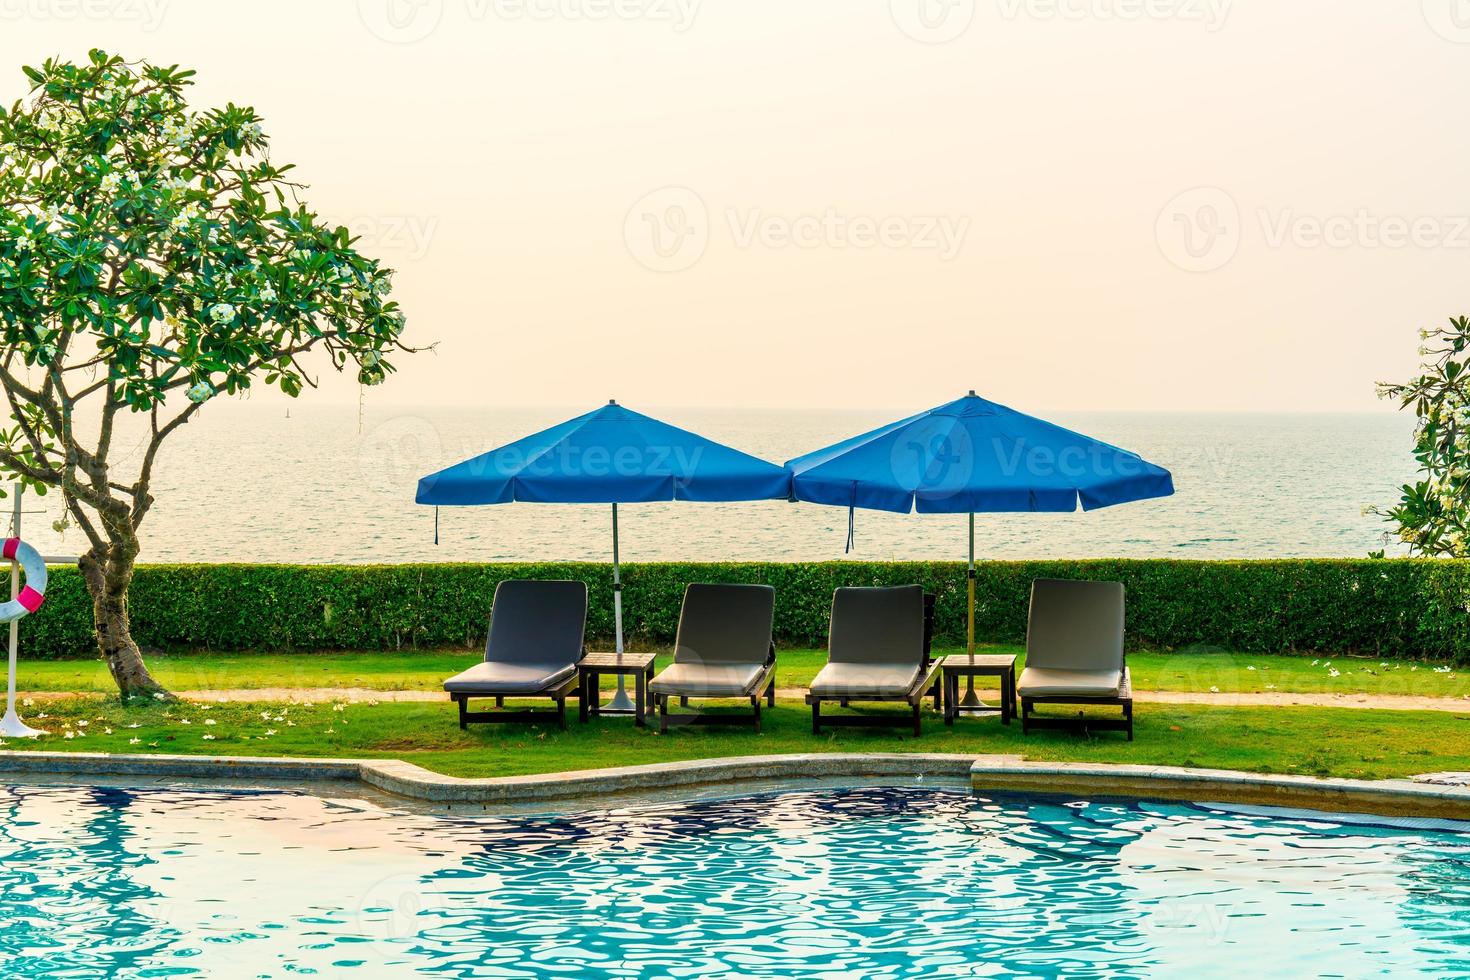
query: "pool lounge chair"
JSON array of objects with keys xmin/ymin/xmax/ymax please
[
  {"xmin": 443, "ymin": 579, "xmax": 587, "ymax": 731},
  {"xmin": 806, "ymin": 585, "xmax": 939, "ymax": 737},
  {"xmin": 650, "ymin": 583, "xmax": 777, "ymax": 733},
  {"xmin": 1018, "ymin": 578, "xmax": 1133, "ymax": 740}
]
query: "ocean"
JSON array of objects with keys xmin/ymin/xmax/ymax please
[{"xmin": 8, "ymin": 404, "xmax": 1418, "ymax": 565}]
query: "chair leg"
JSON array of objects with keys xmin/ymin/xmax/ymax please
[
  {"xmin": 911, "ymin": 701, "xmax": 922, "ymax": 738},
  {"xmin": 1021, "ymin": 698, "xmax": 1030, "ymax": 735},
  {"xmin": 658, "ymin": 694, "xmax": 669, "ymax": 734},
  {"xmin": 1125, "ymin": 700, "xmax": 1134, "ymax": 741},
  {"xmin": 752, "ymin": 695, "xmax": 762, "ymax": 734},
  {"xmin": 680, "ymin": 696, "xmax": 690, "ymax": 708},
  {"xmin": 495, "ymin": 696, "xmax": 504, "ymax": 708},
  {"xmin": 556, "ymin": 696, "xmax": 567, "ymax": 731},
  {"xmin": 457, "ymin": 696, "xmax": 468, "ymax": 731},
  {"xmin": 811, "ymin": 700, "xmax": 821, "ymax": 735},
  {"xmin": 766, "ymin": 677, "xmax": 776, "ymax": 707}
]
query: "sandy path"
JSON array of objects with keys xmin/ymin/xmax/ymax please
[{"xmin": 18, "ymin": 686, "xmax": 1470, "ymax": 713}]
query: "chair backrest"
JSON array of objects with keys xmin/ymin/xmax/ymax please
[
  {"xmin": 828, "ymin": 585, "xmax": 926, "ymax": 665},
  {"xmin": 672, "ymin": 583, "xmax": 776, "ymax": 666},
  {"xmin": 1026, "ymin": 578, "xmax": 1125, "ymax": 672},
  {"xmin": 485, "ymin": 579, "xmax": 588, "ymax": 668}
]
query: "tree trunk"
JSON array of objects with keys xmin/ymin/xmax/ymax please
[{"xmin": 78, "ymin": 546, "xmax": 168, "ymax": 700}]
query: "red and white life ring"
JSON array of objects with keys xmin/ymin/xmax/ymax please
[{"xmin": 0, "ymin": 538, "xmax": 46, "ymax": 624}]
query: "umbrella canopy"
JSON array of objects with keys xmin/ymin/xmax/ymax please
[
  {"xmin": 416, "ymin": 400, "xmax": 791, "ymax": 505},
  {"xmin": 786, "ymin": 391, "xmax": 1173, "ymax": 695},
  {"xmin": 786, "ymin": 391, "xmax": 1173, "ymax": 514}
]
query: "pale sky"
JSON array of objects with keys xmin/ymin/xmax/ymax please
[{"xmin": 2, "ymin": 0, "xmax": 1461, "ymax": 413}]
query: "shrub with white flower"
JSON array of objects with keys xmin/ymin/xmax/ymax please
[
  {"xmin": 0, "ymin": 50, "xmax": 416, "ymax": 699},
  {"xmin": 1376, "ymin": 316, "xmax": 1470, "ymax": 556}
]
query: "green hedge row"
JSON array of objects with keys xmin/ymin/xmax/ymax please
[{"xmin": 18, "ymin": 559, "xmax": 1470, "ymax": 662}]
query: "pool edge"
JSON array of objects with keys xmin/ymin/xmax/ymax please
[{"xmin": 1, "ymin": 750, "xmax": 1468, "ymax": 816}]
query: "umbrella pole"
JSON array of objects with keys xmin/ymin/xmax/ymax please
[
  {"xmin": 605, "ymin": 502, "xmax": 635, "ymax": 711},
  {"xmin": 960, "ymin": 511, "xmax": 981, "ymax": 707}
]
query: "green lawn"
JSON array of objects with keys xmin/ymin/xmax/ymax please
[
  {"xmin": 6, "ymin": 695, "xmax": 1470, "ymax": 782},
  {"xmin": 16, "ymin": 646, "xmax": 1468, "ymax": 699}
]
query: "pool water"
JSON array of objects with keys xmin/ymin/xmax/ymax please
[{"xmin": 0, "ymin": 783, "xmax": 1467, "ymax": 978}]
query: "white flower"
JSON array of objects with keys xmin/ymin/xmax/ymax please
[
  {"xmin": 126, "ymin": 722, "xmax": 142, "ymax": 729},
  {"xmin": 202, "ymin": 734, "xmax": 215, "ymax": 741},
  {"xmin": 153, "ymin": 692, "xmax": 167, "ymax": 701},
  {"xmin": 204, "ymin": 719, "xmax": 216, "ymax": 726},
  {"xmin": 186, "ymin": 381, "xmax": 214, "ymax": 404},
  {"xmin": 209, "ymin": 303, "xmax": 236, "ymax": 324},
  {"xmin": 1328, "ymin": 669, "xmax": 1341, "ymax": 678},
  {"xmin": 264, "ymin": 729, "xmax": 277, "ymax": 736},
  {"xmin": 103, "ymin": 728, "xmax": 113, "ymax": 735},
  {"xmin": 76, "ymin": 720, "xmax": 87, "ymax": 727},
  {"xmin": 63, "ymin": 730, "xmax": 74, "ymax": 740},
  {"xmin": 1245, "ymin": 665, "xmax": 1256, "ymax": 671},
  {"xmin": 129, "ymin": 737, "xmax": 141, "ymax": 745},
  {"xmin": 21, "ymin": 698, "xmax": 32, "ymax": 707},
  {"xmin": 240, "ymin": 122, "xmax": 262, "ymax": 141},
  {"xmin": 259, "ymin": 283, "xmax": 277, "ymax": 303},
  {"xmin": 1265, "ymin": 684, "xmax": 1277, "ymax": 690},
  {"xmin": 179, "ymin": 718, "xmax": 191, "ymax": 726}
]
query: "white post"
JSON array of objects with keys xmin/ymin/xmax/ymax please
[
  {"xmin": 605, "ymin": 501, "xmax": 635, "ymax": 711},
  {"xmin": 0, "ymin": 484, "xmax": 43, "ymax": 737},
  {"xmin": 960, "ymin": 511, "xmax": 982, "ymax": 707}
]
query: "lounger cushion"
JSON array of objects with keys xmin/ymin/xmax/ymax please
[
  {"xmin": 1018, "ymin": 665, "xmax": 1127, "ymax": 698},
  {"xmin": 809, "ymin": 661, "xmax": 922, "ymax": 698},
  {"xmin": 672, "ymin": 583, "xmax": 776, "ymax": 665},
  {"xmin": 1025, "ymin": 579, "xmax": 1125, "ymax": 672},
  {"xmin": 484, "ymin": 579, "xmax": 588, "ymax": 669},
  {"xmin": 828, "ymin": 585, "xmax": 925, "ymax": 665},
  {"xmin": 444, "ymin": 661, "xmax": 576, "ymax": 695},
  {"xmin": 650, "ymin": 662, "xmax": 766, "ymax": 698}
]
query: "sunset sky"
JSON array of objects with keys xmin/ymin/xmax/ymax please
[{"xmin": 2, "ymin": 1, "xmax": 1460, "ymax": 413}]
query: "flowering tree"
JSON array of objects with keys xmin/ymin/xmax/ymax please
[
  {"xmin": 0, "ymin": 51, "xmax": 412, "ymax": 697},
  {"xmin": 1375, "ymin": 316, "xmax": 1470, "ymax": 557}
]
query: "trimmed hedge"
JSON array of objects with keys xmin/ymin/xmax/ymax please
[{"xmin": 19, "ymin": 559, "xmax": 1470, "ymax": 662}]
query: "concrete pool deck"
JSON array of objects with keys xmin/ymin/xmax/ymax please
[{"xmin": 1, "ymin": 748, "xmax": 1469, "ymax": 817}]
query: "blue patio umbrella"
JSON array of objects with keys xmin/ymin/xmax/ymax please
[
  {"xmin": 786, "ymin": 391, "xmax": 1173, "ymax": 705},
  {"xmin": 416, "ymin": 400, "xmax": 790, "ymax": 710}
]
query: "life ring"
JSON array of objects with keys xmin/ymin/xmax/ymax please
[{"xmin": 0, "ymin": 539, "xmax": 46, "ymax": 624}]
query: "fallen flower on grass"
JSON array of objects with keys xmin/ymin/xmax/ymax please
[
  {"xmin": 129, "ymin": 738, "xmax": 141, "ymax": 745},
  {"xmin": 202, "ymin": 734, "xmax": 216, "ymax": 741},
  {"xmin": 264, "ymin": 730, "xmax": 277, "ymax": 736},
  {"xmin": 204, "ymin": 719, "xmax": 216, "ymax": 726}
]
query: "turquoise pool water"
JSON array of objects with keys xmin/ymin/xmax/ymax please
[{"xmin": 0, "ymin": 782, "xmax": 1467, "ymax": 978}]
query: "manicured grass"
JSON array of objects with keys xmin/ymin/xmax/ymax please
[
  {"xmin": 7, "ymin": 695, "xmax": 1470, "ymax": 782},
  {"xmin": 16, "ymin": 646, "xmax": 1468, "ymax": 699}
]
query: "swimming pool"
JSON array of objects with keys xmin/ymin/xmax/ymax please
[{"xmin": 0, "ymin": 781, "xmax": 1466, "ymax": 978}]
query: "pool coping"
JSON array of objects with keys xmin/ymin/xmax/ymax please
[{"xmin": 2, "ymin": 749, "xmax": 1470, "ymax": 815}]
